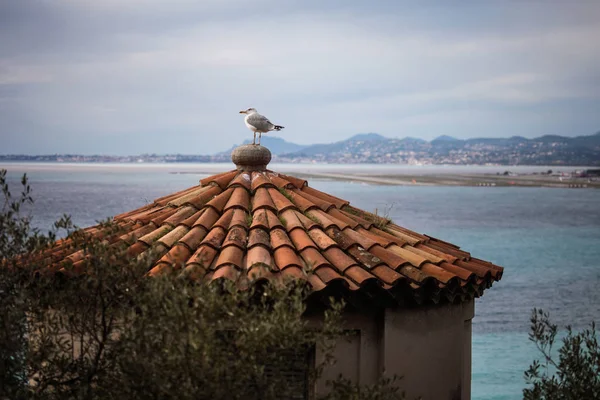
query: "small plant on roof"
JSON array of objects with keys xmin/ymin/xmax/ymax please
[
  {"xmin": 245, "ymin": 212, "xmax": 254, "ymax": 227},
  {"xmin": 278, "ymin": 215, "xmax": 287, "ymax": 226},
  {"xmin": 278, "ymin": 187, "xmax": 293, "ymax": 202},
  {"xmin": 341, "ymin": 205, "xmax": 360, "ymax": 216},
  {"xmin": 305, "ymin": 212, "xmax": 321, "ymax": 225},
  {"xmin": 372, "ymin": 208, "xmax": 392, "ymax": 230}
]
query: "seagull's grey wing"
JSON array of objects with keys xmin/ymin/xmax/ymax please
[{"xmin": 246, "ymin": 113, "xmax": 275, "ymax": 132}]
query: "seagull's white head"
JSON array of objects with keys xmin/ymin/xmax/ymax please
[{"xmin": 239, "ymin": 107, "xmax": 258, "ymax": 115}]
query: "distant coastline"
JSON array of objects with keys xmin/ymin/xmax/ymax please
[{"xmin": 3, "ymin": 130, "xmax": 599, "ymax": 166}]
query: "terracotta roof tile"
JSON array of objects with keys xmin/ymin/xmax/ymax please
[
  {"xmin": 302, "ymin": 186, "xmax": 349, "ymax": 209},
  {"xmin": 299, "ymin": 247, "xmax": 330, "ymax": 271},
  {"xmin": 187, "ymin": 245, "xmax": 218, "ymax": 270},
  {"xmin": 251, "ymin": 171, "xmax": 273, "ymax": 191},
  {"xmin": 285, "ymin": 190, "xmax": 318, "ymax": 212},
  {"xmin": 200, "ymin": 227, "xmax": 227, "ymax": 250},
  {"xmin": 344, "ymin": 265, "xmax": 378, "ymax": 286},
  {"xmin": 252, "ymin": 188, "xmax": 276, "ymax": 212},
  {"xmin": 215, "ymin": 245, "xmax": 244, "ymax": 269},
  {"xmin": 328, "ymin": 208, "xmax": 360, "ymax": 229},
  {"xmin": 246, "ymin": 245, "xmax": 272, "ymax": 270},
  {"xmin": 279, "ymin": 209, "xmax": 304, "ymax": 231},
  {"xmin": 179, "ymin": 226, "xmax": 208, "ymax": 250},
  {"xmin": 305, "ymin": 209, "xmax": 339, "ymax": 230},
  {"xmin": 158, "ymin": 225, "xmax": 189, "ymax": 248},
  {"xmin": 248, "ymin": 228, "xmax": 270, "ymax": 249},
  {"xmin": 157, "ymin": 244, "xmax": 192, "ymax": 269},
  {"xmin": 186, "ymin": 186, "xmax": 222, "ymax": 209},
  {"xmin": 322, "ymin": 247, "xmax": 357, "ymax": 272},
  {"xmin": 291, "ymin": 188, "xmax": 335, "ymax": 211},
  {"xmin": 325, "ymin": 227, "xmax": 356, "ymax": 250},
  {"xmin": 438, "ymin": 262, "xmax": 476, "ymax": 282},
  {"xmin": 205, "ymin": 188, "xmax": 234, "ymax": 213},
  {"xmin": 289, "ymin": 229, "xmax": 317, "ymax": 251},
  {"xmin": 212, "ymin": 264, "xmax": 241, "ymax": 281},
  {"xmin": 384, "ymin": 227, "xmax": 422, "ymax": 246},
  {"xmin": 347, "ymin": 246, "xmax": 385, "ymax": 270},
  {"xmin": 227, "ymin": 172, "xmax": 252, "ymax": 190},
  {"xmin": 222, "ymin": 226, "xmax": 247, "ymax": 249},
  {"xmin": 281, "ymin": 265, "xmax": 306, "ymax": 280},
  {"xmin": 250, "ymin": 209, "xmax": 269, "ymax": 230},
  {"xmin": 180, "ymin": 262, "xmax": 208, "ymax": 281},
  {"xmin": 370, "ymin": 265, "xmax": 404, "ymax": 285},
  {"xmin": 270, "ymin": 229, "xmax": 294, "ymax": 250},
  {"xmin": 267, "ymin": 187, "xmax": 297, "ymax": 213},
  {"xmin": 200, "ymin": 170, "xmax": 238, "ymax": 189},
  {"xmin": 307, "ymin": 228, "xmax": 338, "ymax": 250},
  {"xmin": 225, "ymin": 187, "xmax": 250, "ymax": 212},
  {"xmin": 230, "ymin": 209, "xmax": 249, "ymax": 229},
  {"xmin": 339, "ymin": 207, "xmax": 374, "ymax": 228},
  {"xmin": 296, "ymin": 212, "xmax": 321, "ymax": 231},
  {"xmin": 168, "ymin": 186, "xmax": 211, "ymax": 207},
  {"xmin": 127, "ymin": 241, "xmax": 149, "ymax": 257},
  {"xmin": 268, "ymin": 174, "xmax": 295, "ymax": 189},
  {"xmin": 265, "ymin": 210, "xmax": 283, "ymax": 230},
  {"xmin": 369, "ymin": 245, "xmax": 409, "ymax": 269},
  {"xmin": 139, "ymin": 226, "xmax": 173, "ymax": 246},
  {"xmin": 154, "ymin": 185, "xmax": 201, "ymax": 207},
  {"xmin": 306, "ymin": 274, "xmax": 327, "ymax": 291},
  {"xmin": 213, "ymin": 209, "xmax": 234, "ymax": 230},
  {"xmin": 386, "ymin": 245, "xmax": 427, "ymax": 267},
  {"xmin": 36, "ymin": 164, "xmax": 503, "ymax": 307},
  {"xmin": 421, "ymin": 262, "xmax": 459, "ymax": 285},
  {"xmin": 340, "ymin": 228, "xmax": 378, "ymax": 251},
  {"xmin": 119, "ymin": 224, "xmax": 155, "ymax": 243},
  {"xmin": 193, "ymin": 207, "xmax": 220, "ymax": 230},
  {"xmin": 276, "ymin": 173, "xmax": 307, "ymax": 189},
  {"xmin": 274, "ymin": 246, "xmax": 303, "ymax": 270},
  {"xmin": 415, "ymin": 244, "xmax": 457, "ymax": 263},
  {"xmin": 180, "ymin": 209, "xmax": 205, "ymax": 228},
  {"xmin": 314, "ymin": 266, "xmax": 344, "ymax": 284}
]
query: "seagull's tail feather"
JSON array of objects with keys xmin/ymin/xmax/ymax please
[{"xmin": 273, "ymin": 125, "xmax": 284, "ymax": 131}]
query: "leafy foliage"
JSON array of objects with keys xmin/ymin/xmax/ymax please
[
  {"xmin": 524, "ymin": 309, "xmax": 600, "ymax": 400},
  {"xmin": 0, "ymin": 170, "xmax": 406, "ymax": 400}
]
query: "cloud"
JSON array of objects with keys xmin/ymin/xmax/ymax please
[{"xmin": 1, "ymin": 1, "xmax": 599, "ymax": 154}]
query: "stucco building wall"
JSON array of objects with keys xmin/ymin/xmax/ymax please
[{"xmin": 313, "ymin": 299, "xmax": 475, "ymax": 400}]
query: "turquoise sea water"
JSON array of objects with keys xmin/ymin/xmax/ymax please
[{"xmin": 3, "ymin": 164, "xmax": 600, "ymax": 400}]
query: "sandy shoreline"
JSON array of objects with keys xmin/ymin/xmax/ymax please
[{"xmin": 1, "ymin": 162, "xmax": 597, "ymax": 188}]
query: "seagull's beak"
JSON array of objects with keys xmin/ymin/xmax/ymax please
[{"xmin": 239, "ymin": 110, "xmax": 246, "ymax": 114}]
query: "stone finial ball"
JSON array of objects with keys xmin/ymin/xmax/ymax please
[{"xmin": 231, "ymin": 144, "xmax": 272, "ymax": 171}]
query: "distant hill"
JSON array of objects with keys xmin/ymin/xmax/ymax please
[
  {"xmin": 432, "ymin": 135, "xmax": 460, "ymax": 143},
  {"xmin": 282, "ymin": 133, "xmax": 388, "ymax": 157}
]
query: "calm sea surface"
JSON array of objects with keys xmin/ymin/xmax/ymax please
[{"xmin": 3, "ymin": 163, "xmax": 600, "ymax": 400}]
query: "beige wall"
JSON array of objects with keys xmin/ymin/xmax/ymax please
[{"xmin": 313, "ymin": 300, "xmax": 475, "ymax": 400}]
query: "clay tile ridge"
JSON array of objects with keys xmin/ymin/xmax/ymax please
[{"xmin": 36, "ymin": 143, "xmax": 504, "ymax": 308}]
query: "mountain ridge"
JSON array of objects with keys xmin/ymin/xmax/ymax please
[{"xmin": 272, "ymin": 130, "xmax": 600, "ymax": 165}]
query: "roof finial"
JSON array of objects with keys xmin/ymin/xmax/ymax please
[{"xmin": 231, "ymin": 144, "xmax": 271, "ymax": 171}]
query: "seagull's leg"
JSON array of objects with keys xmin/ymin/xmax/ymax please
[
  {"xmin": 253, "ymin": 132, "xmax": 256, "ymax": 145},
  {"xmin": 258, "ymin": 132, "xmax": 262, "ymax": 145}
]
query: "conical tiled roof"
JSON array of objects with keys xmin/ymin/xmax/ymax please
[{"xmin": 40, "ymin": 145, "xmax": 503, "ymax": 306}]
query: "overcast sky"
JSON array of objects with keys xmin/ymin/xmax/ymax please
[{"xmin": 1, "ymin": 1, "xmax": 599, "ymax": 155}]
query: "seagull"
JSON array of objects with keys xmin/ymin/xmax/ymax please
[{"xmin": 239, "ymin": 108, "xmax": 284, "ymax": 145}]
